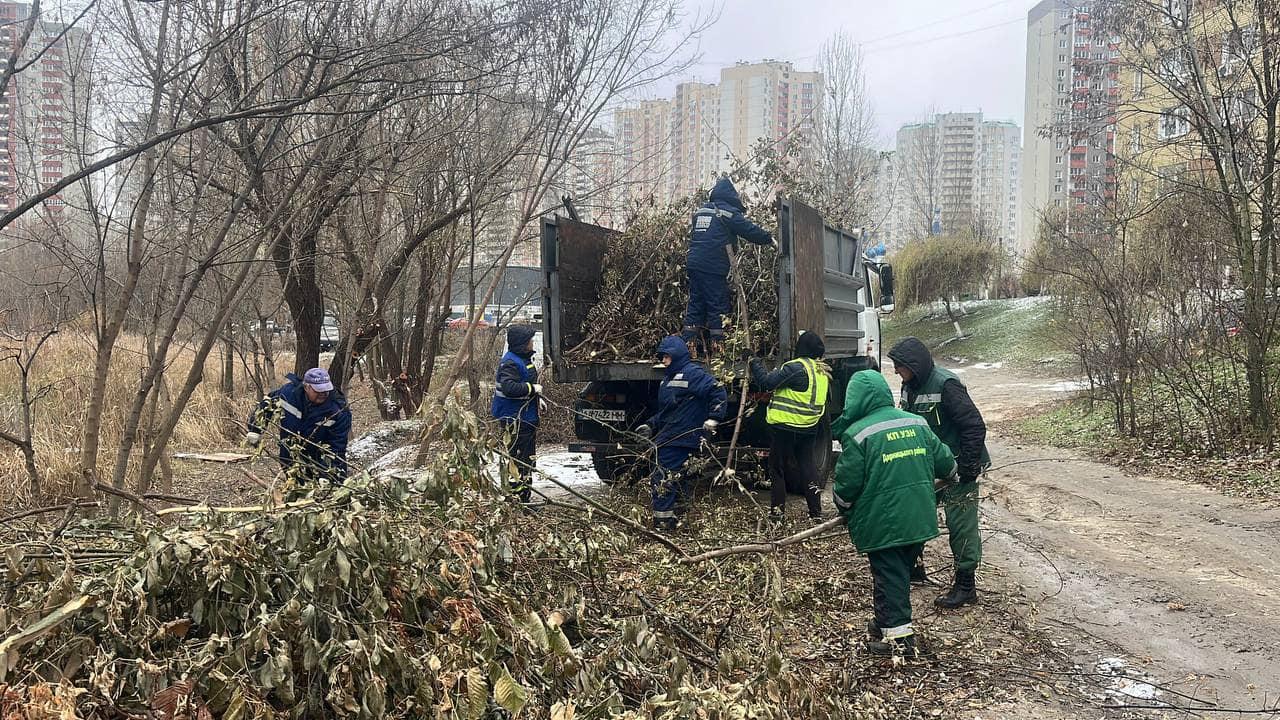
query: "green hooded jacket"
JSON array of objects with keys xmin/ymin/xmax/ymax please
[{"xmin": 832, "ymin": 370, "xmax": 957, "ymax": 554}]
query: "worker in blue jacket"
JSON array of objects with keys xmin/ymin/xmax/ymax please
[
  {"xmin": 246, "ymin": 367, "xmax": 352, "ymax": 482},
  {"xmin": 636, "ymin": 335, "xmax": 727, "ymax": 531},
  {"xmin": 684, "ymin": 176, "xmax": 777, "ymax": 351},
  {"xmin": 491, "ymin": 325, "xmax": 542, "ymax": 503}
]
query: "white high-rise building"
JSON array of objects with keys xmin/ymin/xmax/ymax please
[
  {"xmin": 716, "ymin": 60, "xmax": 822, "ymax": 173},
  {"xmin": 670, "ymin": 82, "xmax": 720, "ymax": 198},
  {"xmin": 614, "ymin": 99, "xmax": 673, "ymax": 204},
  {"xmin": 893, "ymin": 112, "xmax": 1022, "ymax": 246},
  {"xmin": 1021, "ymin": 0, "xmax": 1118, "ymax": 253},
  {"xmin": 976, "ymin": 121, "xmax": 1022, "ymax": 246}
]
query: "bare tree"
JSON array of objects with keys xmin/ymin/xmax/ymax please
[
  {"xmin": 898, "ymin": 110, "xmax": 945, "ymax": 239},
  {"xmin": 807, "ymin": 32, "xmax": 879, "ymax": 231},
  {"xmin": 416, "ymin": 0, "xmax": 707, "ymax": 456},
  {"xmin": 0, "ymin": 307, "xmax": 59, "ymax": 495},
  {"xmin": 1096, "ymin": 0, "xmax": 1280, "ymax": 441}
]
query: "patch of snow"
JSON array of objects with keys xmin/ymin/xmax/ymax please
[
  {"xmin": 368, "ymin": 445, "xmax": 416, "ymax": 472},
  {"xmin": 1094, "ymin": 657, "xmax": 1162, "ymax": 703},
  {"xmin": 1042, "ymin": 380, "xmax": 1089, "ymax": 393},
  {"xmin": 1007, "ymin": 295, "xmax": 1053, "ymax": 310},
  {"xmin": 969, "ymin": 361, "xmax": 1004, "ymax": 371},
  {"xmin": 534, "ymin": 448, "xmax": 601, "ymax": 496},
  {"xmin": 347, "ymin": 429, "xmax": 390, "ymax": 457}
]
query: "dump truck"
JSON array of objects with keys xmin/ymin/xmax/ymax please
[{"xmin": 540, "ymin": 197, "xmax": 895, "ymax": 483}]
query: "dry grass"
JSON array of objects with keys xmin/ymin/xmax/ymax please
[{"xmin": 0, "ymin": 331, "xmax": 291, "ymax": 507}]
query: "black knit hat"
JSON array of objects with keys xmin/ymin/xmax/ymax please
[
  {"xmin": 507, "ymin": 325, "xmax": 536, "ymax": 351},
  {"xmin": 795, "ymin": 331, "xmax": 825, "ymax": 359}
]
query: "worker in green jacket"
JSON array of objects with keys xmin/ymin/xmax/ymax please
[
  {"xmin": 832, "ymin": 370, "xmax": 958, "ymax": 657},
  {"xmin": 887, "ymin": 337, "xmax": 990, "ymax": 609}
]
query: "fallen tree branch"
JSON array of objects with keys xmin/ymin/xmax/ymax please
[
  {"xmin": 636, "ymin": 592, "xmax": 717, "ymax": 669},
  {"xmin": 153, "ymin": 498, "xmax": 317, "ymax": 516},
  {"xmin": 0, "ymin": 595, "xmax": 93, "ymax": 682},
  {"xmin": 681, "ymin": 478, "xmax": 954, "ymax": 564},
  {"xmin": 530, "ymin": 465, "xmax": 688, "ymax": 558},
  {"xmin": 679, "ymin": 516, "xmax": 844, "ymax": 564},
  {"xmin": 94, "ymin": 483, "xmax": 159, "ymax": 516},
  {"xmin": 0, "ymin": 501, "xmax": 99, "ymax": 525},
  {"xmin": 724, "ymin": 246, "xmax": 752, "ymax": 471}
]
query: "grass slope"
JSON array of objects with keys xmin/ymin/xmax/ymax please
[{"xmin": 882, "ymin": 297, "xmax": 1066, "ymax": 368}]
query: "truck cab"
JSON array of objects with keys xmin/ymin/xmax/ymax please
[{"xmin": 541, "ymin": 197, "xmax": 894, "ymax": 484}]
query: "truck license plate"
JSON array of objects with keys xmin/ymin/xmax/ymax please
[{"xmin": 581, "ymin": 409, "xmax": 626, "ymax": 422}]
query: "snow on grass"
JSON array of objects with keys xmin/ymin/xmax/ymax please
[{"xmin": 884, "ymin": 297, "xmax": 1066, "ymax": 368}]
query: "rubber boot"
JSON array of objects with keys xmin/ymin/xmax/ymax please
[
  {"xmin": 910, "ymin": 558, "xmax": 928, "ymax": 585},
  {"xmin": 865, "ymin": 620, "xmax": 882, "ymax": 641},
  {"xmin": 935, "ymin": 569, "xmax": 979, "ymax": 608},
  {"xmin": 654, "ymin": 517, "xmax": 679, "ymax": 534},
  {"xmin": 866, "ymin": 633, "xmax": 917, "ymax": 658}
]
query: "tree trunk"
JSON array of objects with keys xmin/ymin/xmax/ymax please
[
  {"xmin": 280, "ymin": 242, "xmax": 324, "ymax": 376},
  {"xmin": 942, "ymin": 298, "xmax": 964, "ymax": 338},
  {"xmin": 220, "ymin": 333, "xmax": 235, "ymax": 395}
]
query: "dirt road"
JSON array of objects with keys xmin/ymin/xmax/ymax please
[{"xmin": 951, "ymin": 363, "xmax": 1280, "ymax": 713}]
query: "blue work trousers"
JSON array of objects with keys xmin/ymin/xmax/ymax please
[
  {"xmin": 651, "ymin": 446, "xmax": 695, "ymax": 530},
  {"xmin": 682, "ymin": 269, "xmax": 732, "ymax": 341}
]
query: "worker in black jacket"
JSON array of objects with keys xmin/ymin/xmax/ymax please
[
  {"xmin": 749, "ymin": 331, "xmax": 831, "ymax": 522},
  {"xmin": 887, "ymin": 337, "xmax": 990, "ymax": 608}
]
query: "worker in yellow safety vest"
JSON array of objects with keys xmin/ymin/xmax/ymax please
[{"xmin": 749, "ymin": 331, "xmax": 831, "ymax": 522}]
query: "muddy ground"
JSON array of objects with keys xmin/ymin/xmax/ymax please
[
  {"xmin": 171, "ymin": 362, "xmax": 1280, "ymax": 717},
  {"xmin": 949, "ymin": 363, "xmax": 1280, "ymax": 715}
]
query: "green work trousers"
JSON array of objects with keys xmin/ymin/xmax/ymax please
[
  {"xmin": 868, "ymin": 542, "xmax": 924, "ymax": 634},
  {"xmin": 938, "ymin": 480, "xmax": 981, "ymax": 572}
]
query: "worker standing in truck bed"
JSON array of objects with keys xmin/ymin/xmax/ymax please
[{"xmin": 684, "ymin": 176, "xmax": 777, "ymax": 354}]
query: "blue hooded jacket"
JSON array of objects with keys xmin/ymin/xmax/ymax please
[
  {"xmin": 492, "ymin": 325, "xmax": 540, "ymax": 426},
  {"xmin": 687, "ymin": 177, "xmax": 774, "ymax": 276},
  {"xmin": 248, "ymin": 372, "xmax": 352, "ymax": 479},
  {"xmin": 647, "ymin": 336, "xmax": 728, "ymax": 449}
]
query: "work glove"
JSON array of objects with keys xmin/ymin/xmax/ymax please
[
  {"xmin": 635, "ymin": 424, "xmax": 652, "ymax": 438},
  {"xmin": 532, "ymin": 383, "xmax": 543, "ymax": 396},
  {"xmin": 244, "ymin": 431, "xmax": 262, "ymax": 448},
  {"xmin": 538, "ymin": 398, "xmax": 548, "ymax": 414},
  {"xmin": 702, "ymin": 419, "xmax": 719, "ymax": 433},
  {"xmin": 958, "ymin": 465, "xmax": 980, "ymax": 485},
  {"xmin": 833, "ymin": 494, "xmax": 853, "ymax": 517},
  {"xmin": 769, "ymin": 237, "xmax": 779, "ymax": 251}
]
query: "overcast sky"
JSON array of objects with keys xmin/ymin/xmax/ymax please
[{"xmin": 655, "ymin": 0, "xmax": 1033, "ymax": 149}]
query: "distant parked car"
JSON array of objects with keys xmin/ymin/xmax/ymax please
[
  {"xmin": 320, "ymin": 322, "xmax": 340, "ymax": 351},
  {"xmin": 447, "ymin": 316, "xmax": 490, "ymax": 330}
]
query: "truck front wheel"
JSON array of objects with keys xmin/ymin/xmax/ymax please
[
  {"xmin": 813, "ymin": 417, "xmax": 835, "ymax": 482},
  {"xmin": 591, "ymin": 453, "xmax": 647, "ymax": 486}
]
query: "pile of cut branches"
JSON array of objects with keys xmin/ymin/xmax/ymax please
[
  {"xmin": 565, "ymin": 197, "xmax": 782, "ymax": 364},
  {"xmin": 0, "ymin": 402, "xmax": 851, "ymax": 719},
  {"xmin": 1, "ymin": 396, "xmax": 1094, "ymax": 718}
]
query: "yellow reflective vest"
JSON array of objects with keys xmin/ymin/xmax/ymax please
[{"xmin": 765, "ymin": 358, "xmax": 830, "ymax": 428}]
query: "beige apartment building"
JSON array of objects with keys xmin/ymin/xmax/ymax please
[{"xmin": 615, "ymin": 60, "xmax": 824, "ymax": 203}]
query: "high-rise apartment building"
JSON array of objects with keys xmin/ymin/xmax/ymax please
[
  {"xmin": 614, "ymin": 60, "xmax": 824, "ymax": 203},
  {"xmin": 0, "ymin": 2, "xmax": 88, "ymax": 217},
  {"xmin": 614, "ymin": 99, "xmax": 673, "ymax": 204},
  {"xmin": 893, "ymin": 112, "xmax": 1021, "ymax": 246},
  {"xmin": 717, "ymin": 61, "xmax": 822, "ymax": 171},
  {"xmin": 977, "ymin": 121, "xmax": 1022, "ymax": 246},
  {"xmin": 1021, "ymin": 0, "xmax": 1119, "ymax": 252},
  {"xmin": 670, "ymin": 82, "xmax": 720, "ymax": 198}
]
